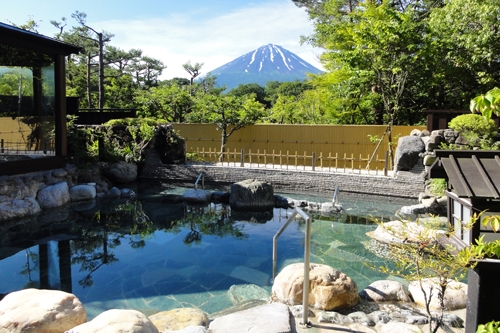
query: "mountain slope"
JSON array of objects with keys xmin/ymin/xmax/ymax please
[{"xmin": 207, "ymin": 44, "xmax": 322, "ymax": 90}]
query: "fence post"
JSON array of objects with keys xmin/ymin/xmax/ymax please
[
  {"xmin": 240, "ymin": 149, "xmax": 244, "ymax": 167},
  {"xmin": 1, "ymin": 139, "xmax": 3, "ymax": 153},
  {"xmin": 312, "ymin": 152, "xmax": 315, "ymax": 171},
  {"xmin": 184, "ymin": 142, "xmax": 188, "ymax": 164},
  {"xmin": 384, "ymin": 150, "xmax": 389, "ymax": 176}
]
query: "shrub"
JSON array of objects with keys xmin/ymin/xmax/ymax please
[
  {"xmin": 448, "ymin": 114, "xmax": 499, "ymax": 149},
  {"xmin": 428, "ymin": 178, "xmax": 446, "ymax": 196}
]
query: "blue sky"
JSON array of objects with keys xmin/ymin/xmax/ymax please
[{"xmin": 1, "ymin": 0, "xmax": 323, "ymax": 79}]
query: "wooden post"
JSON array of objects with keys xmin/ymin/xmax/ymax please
[
  {"xmin": 384, "ymin": 150, "xmax": 389, "ymax": 176},
  {"xmin": 240, "ymin": 149, "xmax": 244, "ymax": 167},
  {"xmin": 312, "ymin": 152, "xmax": 316, "ymax": 171},
  {"xmin": 1, "ymin": 139, "xmax": 3, "ymax": 153}
]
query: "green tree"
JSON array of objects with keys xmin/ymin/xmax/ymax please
[
  {"xmin": 228, "ymin": 83, "xmax": 267, "ymax": 106},
  {"xmin": 182, "ymin": 61, "xmax": 203, "ymax": 96},
  {"xmin": 135, "ymin": 84, "xmax": 193, "ymax": 122},
  {"xmin": 188, "ymin": 94, "xmax": 264, "ymax": 160}
]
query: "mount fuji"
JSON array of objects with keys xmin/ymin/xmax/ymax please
[{"xmin": 207, "ymin": 44, "xmax": 323, "ymax": 90}]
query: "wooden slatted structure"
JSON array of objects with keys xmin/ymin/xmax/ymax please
[{"xmin": 428, "ymin": 149, "xmax": 500, "ymax": 332}]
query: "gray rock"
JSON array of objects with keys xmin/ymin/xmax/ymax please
[
  {"xmin": 410, "ymin": 129, "xmax": 422, "ymax": 136},
  {"xmin": 120, "ymin": 188, "xmax": 136, "ymax": 198},
  {"xmin": 429, "ymin": 134, "xmax": 443, "ymax": 144},
  {"xmin": 171, "ymin": 327, "xmax": 207, "ymax": 333},
  {"xmin": 208, "ymin": 303, "xmax": 292, "ymax": 333},
  {"xmin": 347, "ymin": 311, "xmax": 375, "ymax": 326},
  {"xmin": 359, "ymin": 280, "xmax": 411, "ymax": 303},
  {"xmin": 106, "ymin": 187, "xmax": 121, "ymax": 198},
  {"xmin": 52, "ymin": 169, "xmax": 68, "ymax": 178},
  {"xmin": 182, "ymin": 189, "xmax": 211, "ymax": 203},
  {"xmin": 378, "ymin": 321, "xmax": 423, "ymax": 333},
  {"xmin": 405, "ymin": 315, "xmax": 428, "ymax": 325},
  {"xmin": 288, "ymin": 305, "xmax": 315, "ymax": 319},
  {"xmin": 0, "ymin": 197, "xmax": 41, "ymax": 221},
  {"xmin": 318, "ymin": 311, "xmax": 352, "ymax": 325},
  {"xmin": 368, "ymin": 310, "xmax": 391, "ymax": 324},
  {"xmin": 439, "ymin": 313, "xmax": 464, "ymax": 328},
  {"xmin": 443, "ymin": 129, "xmax": 459, "ymax": 144},
  {"xmin": 398, "ymin": 204, "xmax": 428, "ymax": 215},
  {"xmin": 229, "ymin": 179, "xmax": 274, "ymax": 210},
  {"xmin": 409, "ymin": 278, "xmax": 467, "ymax": 310},
  {"xmin": 105, "ymin": 161, "xmax": 138, "ymax": 183},
  {"xmin": 37, "ymin": 182, "xmax": 70, "ymax": 208},
  {"xmin": 393, "ymin": 136, "xmax": 425, "ymax": 171},
  {"xmin": 227, "ymin": 284, "xmax": 269, "ymax": 305},
  {"xmin": 69, "ymin": 185, "xmax": 96, "ymax": 201},
  {"xmin": 420, "ymin": 129, "xmax": 430, "ymax": 137}
]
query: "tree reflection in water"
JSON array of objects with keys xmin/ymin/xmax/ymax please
[
  {"xmin": 70, "ymin": 200, "xmax": 154, "ymax": 288},
  {"xmin": 69, "ymin": 200, "xmax": 249, "ymax": 288},
  {"xmin": 174, "ymin": 204, "xmax": 248, "ymax": 246}
]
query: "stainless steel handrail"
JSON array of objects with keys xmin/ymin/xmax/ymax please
[
  {"xmin": 333, "ymin": 186, "xmax": 339, "ymax": 205},
  {"xmin": 194, "ymin": 173, "xmax": 204, "ymax": 190},
  {"xmin": 272, "ymin": 207, "xmax": 312, "ymax": 328}
]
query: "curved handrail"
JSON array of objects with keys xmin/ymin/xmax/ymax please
[
  {"xmin": 272, "ymin": 207, "xmax": 312, "ymax": 328},
  {"xmin": 194, "ymin": 173, "xmax": 204, "ymax": 190}
]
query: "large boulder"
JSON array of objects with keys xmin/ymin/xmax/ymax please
[
  {"xmin": 0, "ymin": 176, "xmax": 41, "ymax": 201},
  {"xmin": 69, "ymin": 184, "xmax": 96, "ymax": 201},
  {"xmin": 359, "ymin": 280, "xmax": 411, "ymax": 302},
  {"xmin": 36, "ymin": 182, "xmax": 70, "ymax": 208},
  {"xmin": 70, "ymin": 309, "xmax": 158, "ymax": 333},
  {"xmin": 229, "ymin": 179, "xmax": 274, "ymax": 210},
  {"xmin": 208, "ymin": 303, "xmax": 292, "ymax": 333},
  {"xmin": 272, "ymin": 263, "xmax": 358, "ymax": 310},
  {"xmin": 105, "ymin": 161, "xmax": 138, "ymax": 183},
  {"xmin": 181, "ymin": 189, "xmax": 212, "ymax": 203},
  {"xmin": 148, "ymin": 308, "xmax": 208, "ymax": 332},
  {"xmin": 0, "ymin": 289, "xmax": 86, "ymax": 333},
  {"xmin": 393, "ymin": 136, "xmax": 425, "ymax": 172},
  {"xmin": 409, "ymin": 278, "xmax": 467, "ymax": 310},
  {"xmin": 369, "ymin": 220, "xmax": 446, "ymax": 245},
  {"xmin": 0, "ymin": 197, "xmax": 41, "ymax": 221}
]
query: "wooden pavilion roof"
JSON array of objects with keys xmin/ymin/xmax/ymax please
[{"xmin": 429, "ymin": 150, "xmax": 500, "ymax": 199}]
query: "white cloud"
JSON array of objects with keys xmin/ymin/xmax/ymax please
[{"xmin": 94, "ymin": 0, "xmax": 323, "ymax": 80}]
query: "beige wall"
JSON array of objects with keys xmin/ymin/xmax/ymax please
[{"xmin": 173, "ymin": 123, "xmax": 426, "ymax": 169}]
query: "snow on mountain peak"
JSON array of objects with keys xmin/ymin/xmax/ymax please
[{"xmin": 207, "ymin": 44, "xmax": 322, "ymax": 90}]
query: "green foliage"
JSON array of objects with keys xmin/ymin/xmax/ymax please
[
  {"xmin": 67, "ymin": 117, "xmax": 156, "ymax": 165},
  {"xmin": 448, "ymin": 114, "xmax": 499, "ymax": 149},
  {"xmin": 66, "ymin": 115, "xmax": 98, "ymax": 165},
  {"xmin": 428, "ymin": 178, "xmax": 447, "ymax": 197},
  {"xmin": 471, "ymin": 87, "xmax": 500, "ymax": 122},
  {"xmin": 186, "ymin": 151, "xmax": 203, "ymax": 162},
  {"xmin": 188, "ymin": 94, "xmax": 264, "ymax": 158},
  {"xmin": 374, "ymin": 217, "xmax": 479, "ymax": 333},
  {"xmin": 477, "ymin": 321, "xmax": 500, "ymax": 333}
]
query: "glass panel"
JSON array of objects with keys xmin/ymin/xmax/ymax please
[{"xmin": 0, "ymin": 44, "xmax": 55, "ymax": 159}]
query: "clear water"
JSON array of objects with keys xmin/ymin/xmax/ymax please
[{"xmin": 0, "ymin": 181, "xmax": 415, "ymax": 319}]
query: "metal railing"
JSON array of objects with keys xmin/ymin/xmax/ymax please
[
  {"xmin": 194, "ymin": 172, "xmax": 205, "ymax": 190},
  {"xmin": 272, "ymin": 207, "xmax": 312, "ymax": 328}
]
